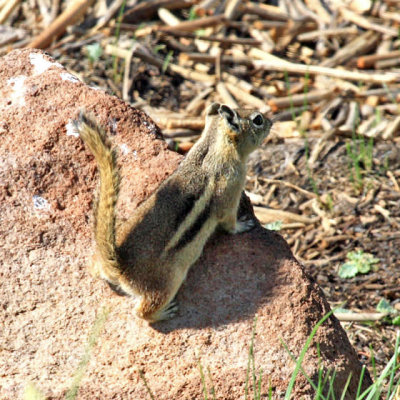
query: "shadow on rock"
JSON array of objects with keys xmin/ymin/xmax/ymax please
[{"xmin": 152, "ymin": 226, "xmax": 294, "ymax": 332}]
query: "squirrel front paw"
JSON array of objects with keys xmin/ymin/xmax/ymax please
[{"xmin": 234, "ymin": 216, "xmax": 256, "ymax": 233}]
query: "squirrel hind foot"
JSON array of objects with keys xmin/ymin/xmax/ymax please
[
  {"xmin": 136, "ymin": 297, "xmax": 179, "ymax": 322},
  {"xmin": 106, "ymin": 281, "xmax": 129, "ymax": 296}
]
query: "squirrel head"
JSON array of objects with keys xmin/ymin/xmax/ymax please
[{"xmin": 205, "ymin": 103, "xmax": 272, "ymax": 159}]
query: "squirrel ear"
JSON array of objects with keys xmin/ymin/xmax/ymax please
[
  {"xmin": 219, "ymin": 104, "xmax": 240, "ymax": 132},
  {"xmin": 206, "ymin": 102, "xmax": 220, "ymax": 116}
]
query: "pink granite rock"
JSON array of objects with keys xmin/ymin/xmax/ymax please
[{"xmin": 0, "ymin": 49, "xmax": 371, "ymax": 399}]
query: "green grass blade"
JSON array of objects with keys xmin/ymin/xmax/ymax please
[
  {"xmin": 386, "ymin": 330, "xmax": 400, "ymax": 399},
  {"xmin": 369, "ymin": 345, "xmax": 377, "ymax": 381},
  {"xmin": 245, "ymin": 317, "xmax": 258, "ymax": 399},
  {"xmin": 207, "ymin": 367, "xmax": 216, "ymax": 400},
  {"xmin": 284, "ymin": 309, "xmax": 334, "ymax": 400},
  {"xmin": 139, "ymin": 369, "xmax": 156, "ymax": 400},
  {"xmin": 358, "ymin": 333, "xmax": 400, "ymax": 400},
  {"xmin": 198, "ymin": 359, "xmax": 208, "ymax": 400},
  {"xmin": 65, "ymin": 307, "xmax": 110, "ymax": 400},
  {"xmin": 281, "ymin": 340, "xmax": 327, "ymax": 400},
  {"xmin": 388, "ymin": 381, "xmax": 400, "ymax": 400},
  {"xmin": 112, "ymin": 0, "xmax": 127, "ymax": 82},
  {"xmin": 326, "ymin": 369, "xmax": 336, "ymax": 400},
  {"xmin": 256, "ymin": 368, "xmax": 263, "ymax": 400},
  {"xmin": 162, "ymin": 50, "xmax": 173, "ymax": 74},
  {"xmin": 339, "ymin": 372, "xmax": 353, "ymax": 400},
  {"xmin": 356, "ymin": 365, "xmax": 366, "ymax": 399}
]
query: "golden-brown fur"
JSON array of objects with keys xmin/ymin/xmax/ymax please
[{"xmin": 74, "ymin": 103, "xmax": 272, "ymax": 321}]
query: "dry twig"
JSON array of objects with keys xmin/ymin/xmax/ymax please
[
  {"xmin": 253, "ymin": 58, "xmax": 400, "ymax": 84},
  {"xmin": 28, "ymin": 0, "xmax": 95, "ymax": 49}
]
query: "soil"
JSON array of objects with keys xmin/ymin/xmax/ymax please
[{"xmin": 247, "ymin": 138, "xmax": 400, "ymax": 371}]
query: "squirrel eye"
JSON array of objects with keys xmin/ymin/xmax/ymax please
[{"xmin": 251, "ymin": 113, "xmax": 264, "ymax": 127}]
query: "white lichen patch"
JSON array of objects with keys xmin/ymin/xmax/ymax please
[
  {"xmin": 60, "ymin": 72, "xmax": 79, "ymax": 83},
  {"xmin": 66, "ymin": 120, "xmax": 80, "ymax": 137},
  {"xmin": 142, "ymin": 120, "xmax": 157, "ymax": 134},
  {"xmin": 119, "ymin": 143, "xmax": 130, "ymax": 155},
  {"xmin": 29, "ymin": 52, "xmax": 63, "ymax": 75},
  {"xmin": 33, "ymin": 195, "xmax": 51, "ymax": 211},
  {"xmin": 7, "ymin": 75, "xmax": 27, "ymax": 106}
]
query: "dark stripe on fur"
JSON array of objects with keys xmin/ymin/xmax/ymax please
[{"xmin": 172, "ymin": 202, "xmax": 212, "ymax": 251}]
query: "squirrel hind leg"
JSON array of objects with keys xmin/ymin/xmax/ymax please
[
  {"xmin": 89, "ymin": 251, "xmax": 133, "ymax": 296},
  {"xmin": 136, "ymin": 295, "xmax": 179, "ymax": 322},
  {"xmin": 88, "ymin": 251, "xmax": 119, "ymax": 283}
]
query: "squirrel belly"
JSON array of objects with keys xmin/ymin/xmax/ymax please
[{"xmin": 74, "ymin": 103, "xmax": 272, "ymax": 321}]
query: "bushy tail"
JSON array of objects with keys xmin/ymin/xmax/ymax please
[{"xmin": 74, "ymin": 112, "xmax": 121, "ymax": 284}]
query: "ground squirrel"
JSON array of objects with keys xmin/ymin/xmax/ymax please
[{"xmin": 74, "ymin": 103, "xmax": 272, "ymax": 321}]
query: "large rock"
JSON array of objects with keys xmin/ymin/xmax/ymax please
[{"xmin": 0, "ymin": 49, "xmax": 371, "ymax": 399}]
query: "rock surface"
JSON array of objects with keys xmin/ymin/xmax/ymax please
[{"xmin": 0, "ymin": 49, "xmax": 371, "ymax": 399}]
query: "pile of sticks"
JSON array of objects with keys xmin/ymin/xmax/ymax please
[{"xmin": 2, "ymin": 0, "xmax": 400, "ymax": 142}]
